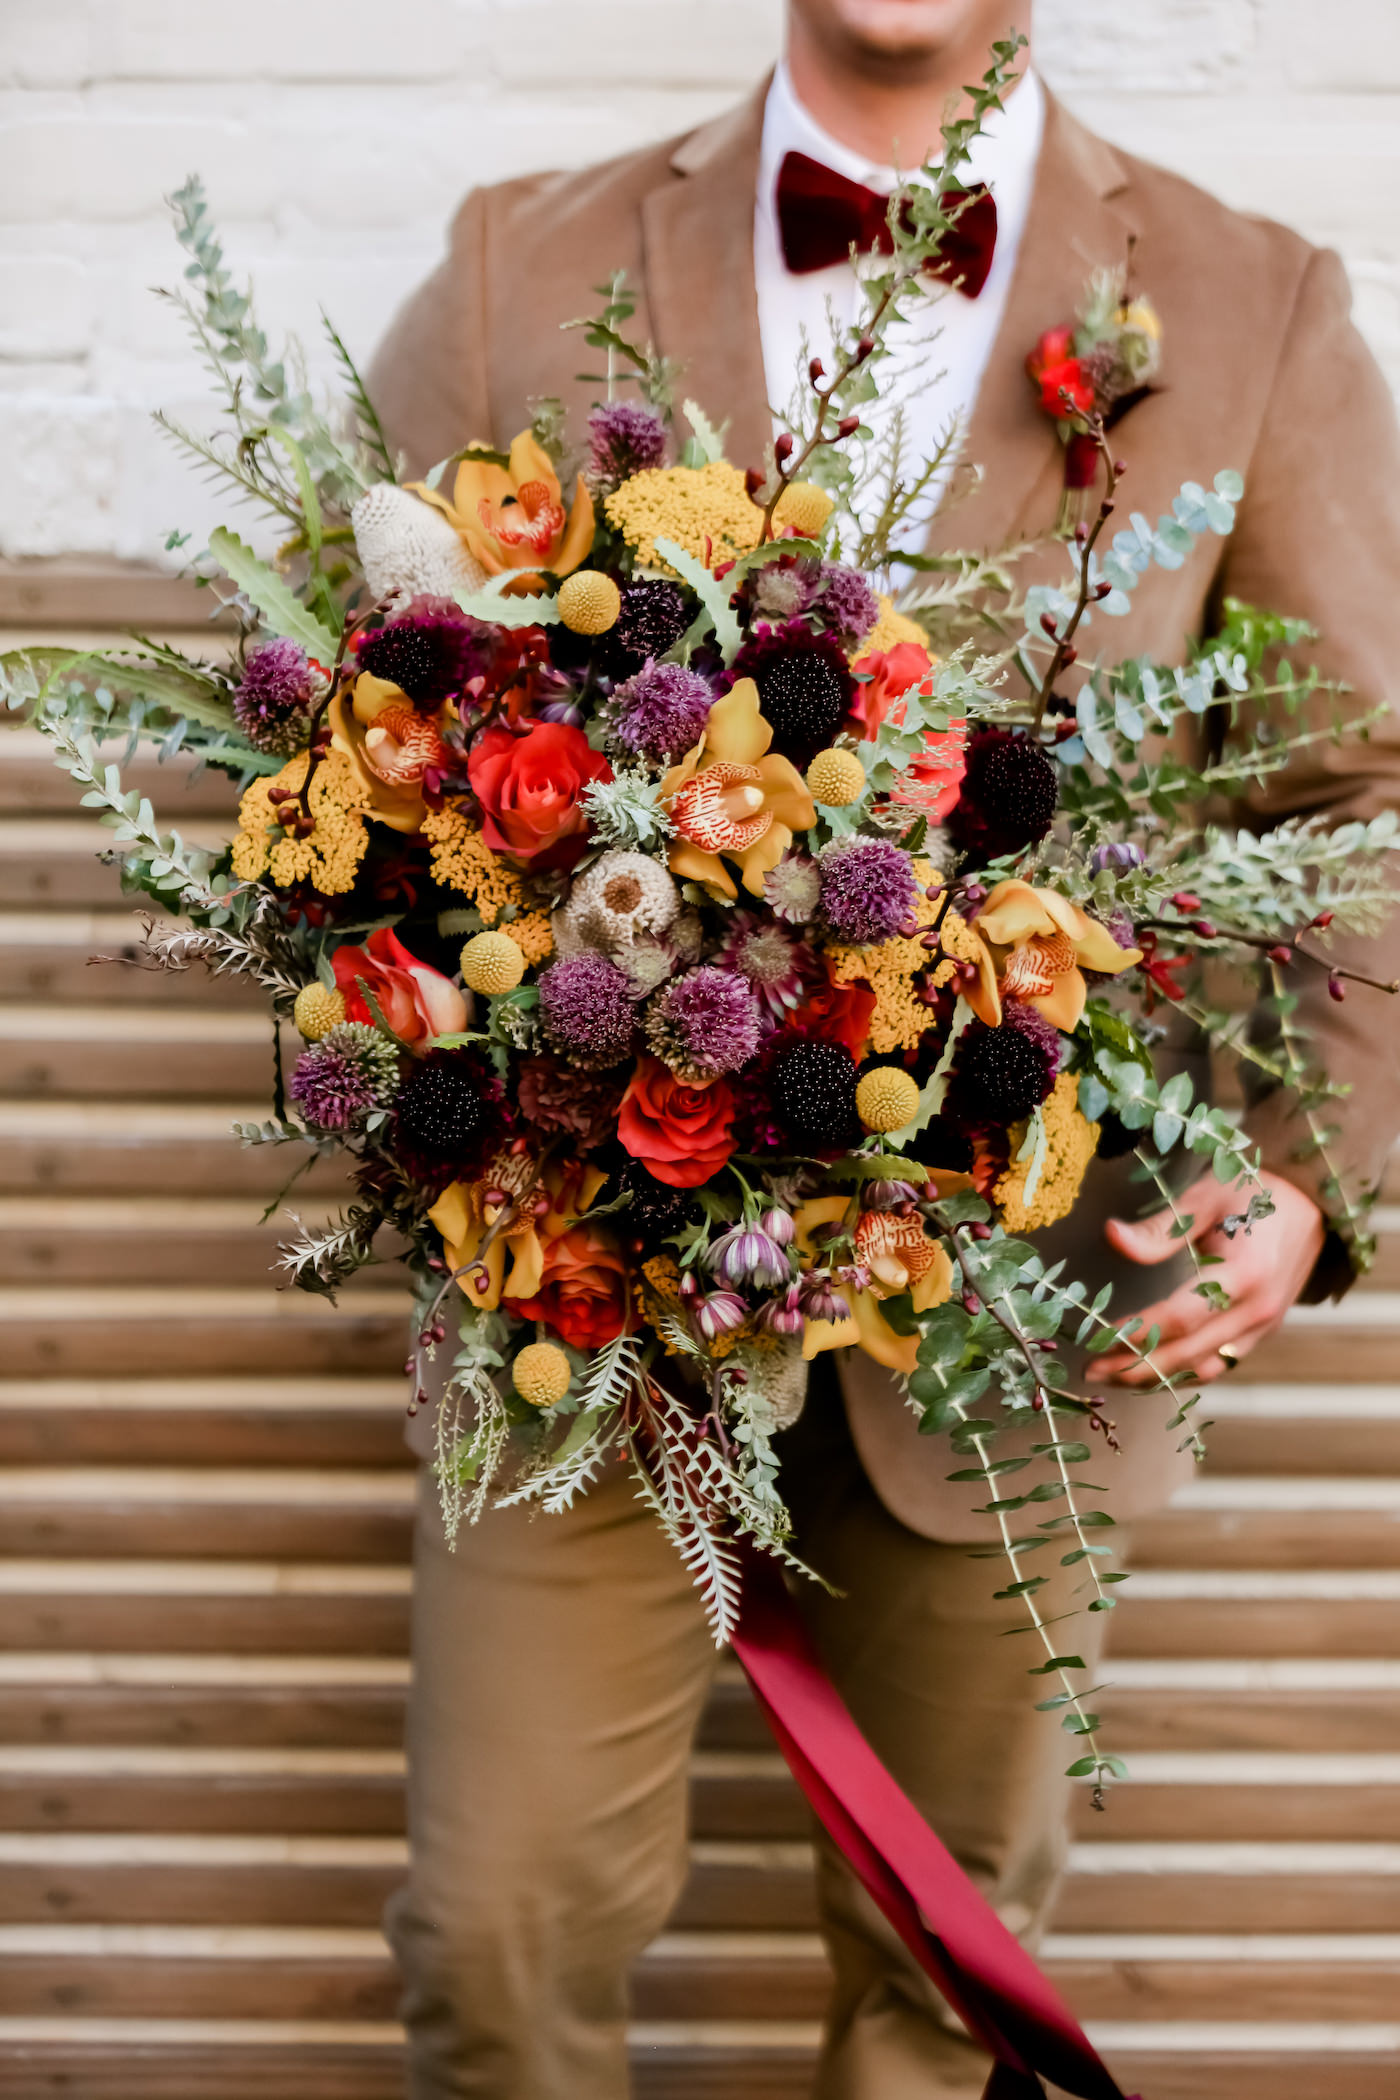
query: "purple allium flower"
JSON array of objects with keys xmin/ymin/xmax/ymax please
[
  {"xmin": 645, "ymin": 965, "xmax": 763, "ymax": 1082},
  {"xmin": 608, "ymin": 660, "xmax": 714, "ymax": 764},
  {"xmin": 818, "ymin": 837, "xmax": 919, "ymax": 945},
  {"xmin": 709, "ymin": 1223, "xmax": 792, "ymax": 1292},
  {"xmin": 1000, "ymin": 997, "xmax": 1065, "ymax": 1074},
  {"xmin": 538, "ymin": 952, "xmax": 637, "ymax": 1070},
  {"xmin": 692, "ymin": 1289, "xmax": 748, "ymax": 1344},
  {"xmin": 356, "ymin": 598, "xmax": 488, "ymax": 711},
  {"xmin": 763, "ymin": 851, "xmax": 822, "ymax": 926},
  {"xmin": 233, "ymin": 638, "xmax": 320, "ymax": 757},
  {"xmin": 587, "ymin": 401, "xmax": 668, "ymax": 492},
  {"xmin": 816, "ymin": 563, "xmax": 881, "ymax": 649},
  {"xmin": 716, "ymin": 911, "xmax": 809, "ymax": 1019},
  {"xmin": 289, "ymin": 1041, "xmax": 376, "ymax": 1131}
]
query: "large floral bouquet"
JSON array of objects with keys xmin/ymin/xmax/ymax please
[{"xmin": 8, "ymin": 48, "xmax": 1395, "ymax": 1788}]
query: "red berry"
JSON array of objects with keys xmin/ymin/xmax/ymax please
[
  {"xmin": 1328, "ymin": 974, "xmax": 1347, "ymax": 1002},
  {"xmin": 1267, "ymin": 945, "xmax": 1293, "ymax": 965}
]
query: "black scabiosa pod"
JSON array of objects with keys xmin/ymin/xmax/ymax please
[
  {"xmin": 950, "ymin": 1020, "xmax": 1056, "ymax": 1126},
  {"xmin": 394, "ymin": 1048, "xmax": 503, "ymax": 1184},
  {"xmin": 605, "ymin": 579, "xmax": 691, "ymax": 672},
  {"xmin": 946, "ymin": 727, "xmax": 1059, "ymax": 859},
  {"xmin": 769, "ymin": 1038, "xmax": 860, "ymax": 1149},
  {"xmin": 727, "ymin": 623, "xmax": 854, "ymax": 768}
]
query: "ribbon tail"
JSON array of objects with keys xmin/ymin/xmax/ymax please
[{"xmin": 729, "ymin": 1544, "xmax": 1135, "ymax": 2100}]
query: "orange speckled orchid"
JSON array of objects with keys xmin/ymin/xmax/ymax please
[
  {"xmin": 428, "ymin": 1157, "xmax": 611, "ymax": 1313},
  {"xmin": 659, "ymin": 680, "xmax": 816, "ymax": 899},
  {"xmin": 956, "ymin": 879, "xmax": 1141, "ymax": 1034},
  {"xmin": 329, "ymin": 672, "xmax": 450, "ymax": 834},
  {"xmin": 409, "ymin": 431, "xmax": 595, "ymax": 581},
  {"xmin": 790, "ymin": 1196, "xmax": 955, "ymax": 1376}
]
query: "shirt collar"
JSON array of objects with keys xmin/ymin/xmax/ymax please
[{"xmin": 759, "ymin": 56, "xmax": 1046, "ymax": 226}]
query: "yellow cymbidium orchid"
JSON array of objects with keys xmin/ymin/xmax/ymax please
[
  {"xmin": 328, "ymin": 672, "xmax": 445, "ymax": 835},
  {"xmin": 659, "ymin": 679, "xmax": 816, "ymax": 899},
  {"xmin": 954, "ymin": 878, "xmax": 1141, "ymax": 1033},
  {"xmin": 791, "ymin": 1195, "xmax": 954, "ymax": 1376},
  {"xmin": 409, "ymin": 430, "xmax": 595, "ymax": 581},
  {"xmin": 429, "ymin": 1159, "xmax": 609, "ymax": 1310}
]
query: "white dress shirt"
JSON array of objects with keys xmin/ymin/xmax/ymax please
[{"xmin": 753, "ymin": 59, "xmax": 1045, "ymax": 560}]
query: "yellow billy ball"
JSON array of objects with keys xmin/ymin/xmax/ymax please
[
  {"xmin": 513, "ymin": 1341, "xmax": 572, "ymax": 1409},
  {"xmin": 773, "ymin": 480, "xmax": 834, "ymax": 537},
  {"xmin": 855, "ymin": 1066, "xmax": 922, "ymax": 1134},
  {"xmin": 805, "ymin": 747, "xmax": 866, "ymax": 807},
  {"xmin": 293, "ymin": 982, "xmax": 346, "ymax": 1041},
  {"xmin": 460, "ymin": 930, "xmax": 526, "ymax": 996},
  {"xmin": 557, "ymin": 569, "xmax": 622, "ymax": 635}
]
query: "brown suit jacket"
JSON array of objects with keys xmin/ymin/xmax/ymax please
[{"xmin": 371, "ymin": 81, "xmax": 1400, "ymax": 1539}]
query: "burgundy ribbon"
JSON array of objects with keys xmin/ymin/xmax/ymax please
[
  {"xmin": 730, "ymin": 1545, "xmax": 1141, "ymax": 2100},
  {"xmin": 776, "ymin": 150, "xmax": 999, "ymax": 297}
]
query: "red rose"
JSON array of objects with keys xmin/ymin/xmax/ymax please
[
  {"xmin": 618, "ymin": 1055, "xmax": 736, "ymax": 1189},
  {"xmin": 512, "ymin": 1222, "xmax": 631, "ymax": 1351},
  {"xmin": 332, "ymin": 927, "xmax": 467, "ymax": 1046},
  {"xmin": 849, "ymin": 641, "xmax": 968, "ymax": 822},
  {"xmin": 467, "ymin": 719, "xmax": 611, "ymax": 867},
  {"xmin": 1026, "ymin": 328, "xmax": 1095, "ymax": 421},
  {"xmin": 793, "ymin": 972, "xmax": 878, "ymax": 1061}
]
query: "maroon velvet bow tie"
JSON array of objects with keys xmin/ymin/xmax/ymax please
[{"xmin": 775, "ymin": 149, "xmax": 998, "ymax": 298}]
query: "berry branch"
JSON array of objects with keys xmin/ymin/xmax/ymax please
[{"xmin": 1029, "ymin": 420, "xmax": 1119, "ymax": 733}]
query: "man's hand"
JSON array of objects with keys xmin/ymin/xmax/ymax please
[{"xmin": 1096, "ymin": 1170, "xmax": 1326, "ymax": 1387}]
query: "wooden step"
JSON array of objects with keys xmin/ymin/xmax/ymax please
[
  {"xmin": 1203, "ymin": 1384, "xmax": 1400, "ymax": 1476},
  {"xmin": 0, "ymin": 913, "xmax": 257, "ymax": 1006},
  {"xmin": 1116, "ymin": 1570, "xmax": 1400, "ymax": 1656},
  {"xmin": 1245, "ymin": 1294, "xmax": 1400, "ymax": 1382},
  {"xmin": 0, "ymin": 1288, "xmax": 410, "ymax": 1377},
  {"xmin": 1098, "ymin": 1659, "xmax": 1400, "ymax": 1752},
  {"xmin": 0, "ymin": 1381, "xmax": 409, "ymax": 1468},
  {"xmin": 0, "ymin": 1655, "xmax": 411, "ymax": 1750},
  {"xmin": 0, "ymin": 1467, "xmax": 415, "ymax": 1561},
  {"xmin": 0, "ymin": 728, "xmax": 239, "ymax": 819},
  {"xmin": 0, "ymin": 1564, "xmax": 412, "ymax": 1655},
  {"xmin": 0, "ymin": 1007, "xmax": 275, "ymax": 1099},
  {"xmin": 0, "ymin": 1200, "xmax": 409, "ymax": 1290},
  {"xmin": 0, "ymin": 1099, "xmax": 351, "ymax": 1197},
  {"xmin": 0, "ymin": 822, "xmax": 227, "ymax": 910},
  {"xmin": 1132, "ymin": 1477, "xmax": 1400, "ymax": 1568}
]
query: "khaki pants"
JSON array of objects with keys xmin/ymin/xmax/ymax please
[{"xmin": 385, "ymin": 1364, "xmax": 1107, "ymax": 2099}]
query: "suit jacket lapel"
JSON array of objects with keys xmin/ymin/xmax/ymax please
[
  {"xmin": 926, "ymin": 90, "xmax": 1140, "ymax": 557},
  {"xmin": 641, "ymin": 81, "xmax": 774, "ymax": 473}
]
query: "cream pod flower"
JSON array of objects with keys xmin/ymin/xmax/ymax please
[
  {"xmin": 351, "ymin": 483, "xmax": 487, "ymax": 605},
  {"xmin": 560, "ymin": 849, "xmax": 680, "ymax": 952}
]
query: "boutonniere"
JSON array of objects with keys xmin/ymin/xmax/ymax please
[{"xmin": 1027, "ymin": 266, "xmax": 1162, "ymax": 528}]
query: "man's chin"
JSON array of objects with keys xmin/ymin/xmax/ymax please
[{"xmin": 790, "ymin": 0, "xmax": 1011, "ymax": 73}]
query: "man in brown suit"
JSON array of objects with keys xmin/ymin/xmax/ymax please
[{"xmin": 369, "ymin": 1, "xmax": 1400, "ymax": 2093}]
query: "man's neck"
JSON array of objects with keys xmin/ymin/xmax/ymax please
[{"xmin": 784, "ymin": 15, "xmax": 1032, "ymax": 170}]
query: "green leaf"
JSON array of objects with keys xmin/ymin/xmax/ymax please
[
  {"xmin": 652, "ymin": 536, "xmax": 742, "ymax": 661},
  {"xmin": 207, "ymin": 527, "xmax": 339, "ymax": 661},
  {"xmin": 1029, "ymin": 1654, "xmax": 1086, "ymax": 1676},
  {"xmin": 453, "ymin": 575, "xmax": 561, "ymax": 628},
  {"xmin": 27, "ymin": 649, "xmax": 238, "ymax": 737},
  {"xmin": 680, "ymin": 398, "xmax": 728, "ymax": 465}
]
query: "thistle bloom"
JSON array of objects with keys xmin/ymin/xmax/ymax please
[
  {"xmin": 645, "ymin": 966, "xmax": 763, "ymax": 1083},
  {"xmin": 232, "ymin": 638, "xmax": 321, "ymax": 757},
  {"xmin": 587, "ymin": 401, "xmax": 668, "ymax": 491},
  {"xmin": 608, "ymin": 661, "xmax": 715, "ymax": 765},
  {"xmin": 819, "ymin": 837, "xmax": 918, "ymax": 946}
]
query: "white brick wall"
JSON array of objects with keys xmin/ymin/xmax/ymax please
[{"xmin": 2, "ymin": 0, "xmax": 1397, "ymax": 561}]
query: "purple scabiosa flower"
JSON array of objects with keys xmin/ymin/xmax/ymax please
[
  {"xmin": 516, "ymin": 1055, "xmax": 626, "ymax": 1148},
  {"xmin": 946, "ymin": 727, "xmax": 1059, "ymax": 859},
  {"xmin": 1000, "ymin": 998, "xmax": 1065, "ymax": 1074},
  {"xmin": 815, "ymin": 563, "xmax": 881, "ymax": 649},
  {"xmin": 232, "ymin": 638, "xmax": 321, "ymax": 757},
  {"xmin": 768, "ymin": 1036, "xmax": 860, "ymax": 1148},
  {"xmin": 796, "ymin": 1271, "xmax": 850, "ymax": 1324},
  {"xmin": 716, "ymin": 911, "xmax": 809, "ymax": 1020},
  {"xmin": 586, "ymin": 401, "xmax": 668, "ymax": 493},
  {"xmin": 538, "ymin": 952, "xmax": 637, "ymax": 1070},
  {"xmin": 750, "ymin": 555, "xmax": 819, "ymax": 625},
  {"xmin": 755, "ymin": 1282, "xmax": 805, "ymax": 1336},
  {"xmin": 763, "ymin": 851, "xmax": 822, "ymax": 926},
  {"xmin": 289, "ymin": 1041, "xmax": 377, "ymax": 1132},
  {"xmin": 818, "ymin": 837, "xmax": 918, "ymax": 945},
  {"xmin": 394, "ymin": 1047, "xmax": 506, "ymax": 1186},
  {"xmin": 645, "ymin": 966, "xmax": 763, "ymax": 1083},
  {"xmin": 356, "ymin": 598, "xmax": 488, "ymax": 711},
  {"xmin": 726, "ymin": 621, "xmax": 854, "ymax": 768},
  {"xmin": 608, "ymin": 660, "xmax": 714, "ymax": 764},
  {"xmin": 692, "ymin": 1289, "xmax": 749, "ymax": 1344},
  {"xmin": 708, "ymin": 1223, "xmax": 792, "ymax": 1292}
]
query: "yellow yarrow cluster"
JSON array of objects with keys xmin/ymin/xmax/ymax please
[
  {"xmin": 994, "ymin": 1073, "xmax": 1101, "ymax": 1234},
  {"xmin": 855, "ymin": 593, "xmax": 927, "ymax": 662},
  {"xmin": 826, "ymin": 859, "xmax": 941, "ymax": 1055},
  {"xmin": 231, "ymin": 748, "xmax": 369, "ymax": 897},
  {"xmin": 505, "ymin": 910, "xmax": 554, "ymax": 967},
  {"xmin": 420, "ymin": 806, "xmax": 525, "ymax": 924},
  {"xmin": 605, "ymin": 462, "xmax": 765, "ymax": 571}
]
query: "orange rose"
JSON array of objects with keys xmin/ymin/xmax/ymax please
[
  {"xmin": 618, "ymin": 1055, "xmax": 736, "ymax": 1190},
  {"xmin": 468, "ymin": 719, "xmax": 611, "ymax": 868},
  {"xmin": 511, "ymin": 1222, "xmax": 631, "ymax": 1351}
]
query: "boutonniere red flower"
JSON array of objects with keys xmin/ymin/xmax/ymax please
[{"xmin": 1028, "ymin": 267, "xmax": 1162, "ymax": 524}]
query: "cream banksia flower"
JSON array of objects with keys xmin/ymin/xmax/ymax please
[{"xmin": 351, "ymin": 484, "xmax": 487, "ymax": 605}]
